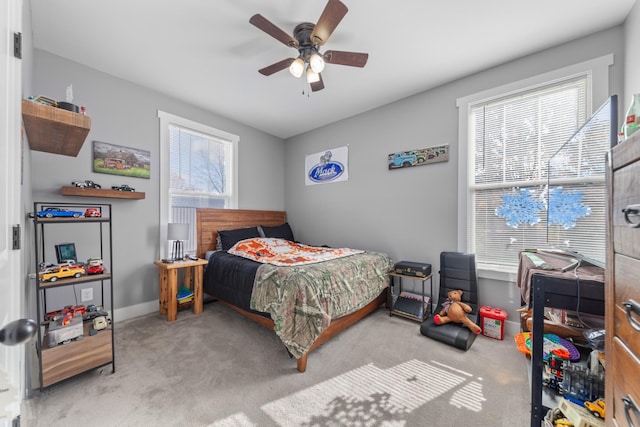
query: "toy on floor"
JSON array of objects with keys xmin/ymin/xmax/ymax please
[
  {"xmin": 433, "ymin": 289, "xmax": 481, "ymax": 334},
  {"xmin": 584, "ymin": 399, "xmax": 605, "ymax": 419}
]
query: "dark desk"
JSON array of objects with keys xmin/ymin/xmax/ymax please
[{"xmin": 518, "ymin": 251, "xmax": 605, "ymax": 427}]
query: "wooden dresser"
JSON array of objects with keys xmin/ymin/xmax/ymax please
[{"xmin": 606, "ymin": 130, "xmax": 640, "ymax": 426}]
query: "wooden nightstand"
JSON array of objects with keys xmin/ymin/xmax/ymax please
[{"xmin": 154, "ymin": 258, "xmax": 208, "ymax": 321}]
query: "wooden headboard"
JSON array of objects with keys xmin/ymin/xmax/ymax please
[{"xmin": 196, "ymin": 208, "xmax": 286, "ymax": 259}]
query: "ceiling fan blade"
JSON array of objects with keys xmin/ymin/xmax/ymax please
[
  {"xmin": 258, "ymin": 58, "xmax": 295, "ymax": 76},
  {"xmin": 323, "ymin": 50, "xmax": 368, "ymax": 68},
  {"xmin": 250, "ymin": 14, "xmax": 298, "ymax": 48},
  {"xmin": 310, "ymin": 0, "xmax": 348, "ymax": 46},
  {"xmin": 310, "ymin": 74, "xmax": 325, "ymax": 92}
]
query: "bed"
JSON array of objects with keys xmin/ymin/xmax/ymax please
[{"xmin": 196, "ymin": 208, "xmax": 394, "ymax": 372}]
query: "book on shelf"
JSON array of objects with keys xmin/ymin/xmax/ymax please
[{"xmin": 177, "ymin": 286, "xmax": 194, "ymax": 301}]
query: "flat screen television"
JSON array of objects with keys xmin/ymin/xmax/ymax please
[{"xmin": 545, "ymin": 95, "xmax": 617, "ymax": 269}]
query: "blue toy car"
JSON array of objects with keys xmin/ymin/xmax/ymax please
[{"xmin": 36, "ymin": 207, "xmax": 84, "ymax": 218}]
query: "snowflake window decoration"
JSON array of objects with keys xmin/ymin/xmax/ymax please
[
  {"xmin": 495, "ymin": 188, "xmax": 545, "ymax": 228},
  {"xmin": 547, "ymin": 187, "xmax": 591, "ymax": 229}
]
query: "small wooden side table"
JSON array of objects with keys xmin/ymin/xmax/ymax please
[{"xmin": 154, "ymin": 258, "xmax": 208, "ymax": 322}]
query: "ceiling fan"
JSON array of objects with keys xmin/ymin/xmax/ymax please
[{"xmin": 249, "ymin": 0, "xmax": 368, "ymax": 92}]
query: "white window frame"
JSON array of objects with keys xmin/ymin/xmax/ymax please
[
  {"xmin": 456, "ymin": 54, "xmax": 613, "ymax": 280},
  {"xmin": 158, "ymin": 111, "xmax": 238, "ymax": 258}
]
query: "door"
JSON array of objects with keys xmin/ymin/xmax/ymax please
[{"xmin": 0, "ymin": 0, "xmax": 24, "ymax": 424}]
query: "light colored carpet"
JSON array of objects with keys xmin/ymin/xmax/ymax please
[{"xmin": 21, "ymin": 303, "xmax": 530, "ymax": 426}]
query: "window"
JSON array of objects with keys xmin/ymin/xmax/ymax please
[
  {"xmin": 457, "ymin": 55, "xmax": 612, "ymax": 274},
  {"xmin": 158, "ymin": 111, "xmax": 238, "ymax": 257}
]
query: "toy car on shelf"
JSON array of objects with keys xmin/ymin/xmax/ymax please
[
  {"xmin": 58, "ymin": 260, "xmax": 83, "ymax": 268},
  {"xmin": 72, "ymin": 180, "xmax": 101, "ymax": 189},
  {"xmin": 36, "ymin": 207, "xmax": 84, "ymax": 218},
  {"xmin": 84, "ymin": 207, "xmax": 102, "ymax": 217},
  {"xmin": 38, "ymin": 261, "xmax": 58, "ymax": 273},
  {"xmin": 86, "ymin": 258, "xmax": 105, "ymax": 275},
  {"xmin": 111, "ymin": 184, "xmax": 135, "ymax": 192},
  {"xmin": 39, "ymin": 266, "xmax": 85, "ymax": 282}
]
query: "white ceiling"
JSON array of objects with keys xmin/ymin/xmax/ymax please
[{"xmin": 29, "ymin": 0, "xmax": 636, "ymax": 139}]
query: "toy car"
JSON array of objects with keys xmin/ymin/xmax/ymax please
[
  {"xmin": 36, "ymin": 207, "xmax": 84, "ymax": 218},
  {"xmin": 87, "ymin": 264, "xmax": 104, "ymax": 275},
  {"xmin": 39, "ymin": 266, "xmax": 85, "ymax": 282},
  {"xmin": 72, "ymin": 180, "xmax": 101, "ymax": 189},
  {"xmin": 84, "ymin": 207, "xmax": 102, "ymax": 217},
  {"xmin": 39, "ymin": 261, "xmax": 58, "ymax": 272},
  {"xmin": 584, "ymin": 399, "xmax": 605, "ymax": 418},
  {"xmin": 58, "ymin": 260, "xmax": 83, "ymax": 268},
  {"xmin": 87, "ymin": 265, "xmax": 105, "ymax": 274},
  {"xmin": 86, "ymin": 258, "xmax": 105, "ymax": 275},
  {"xmin": 111, "ymin": 184, "xmax": 135, "ymax": 192},
  {"xmin": 63, "ymin": 304, "xmax": 86, "ymax": 317}
]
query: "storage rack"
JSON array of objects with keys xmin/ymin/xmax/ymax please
[{"xmin": 33, "ymin": 202, "xmax": 115, "ymax": 389}]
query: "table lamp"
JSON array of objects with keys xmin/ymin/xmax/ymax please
[{"xmin": 168, "ymin": 223, "xmax": 189, "ymax": 261}]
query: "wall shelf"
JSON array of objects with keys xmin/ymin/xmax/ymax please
[
  {"xmin": 22, "ymin": 99, "xmax": 91, "ymax": 157},
  {"xmin": 60, "ymin": 186, "xmax": 145, "ymax": 200}
]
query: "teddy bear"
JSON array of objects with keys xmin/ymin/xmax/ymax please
[{"xmin": 433, "ymin": 289, "xmax": 481, "ymax": 334}]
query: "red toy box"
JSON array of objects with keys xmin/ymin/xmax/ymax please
[{"xmin": 480, "ymin": 306, "xmax": 508, "ymax": 340}]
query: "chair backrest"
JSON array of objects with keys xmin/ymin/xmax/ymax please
[{"xmin": 438, "ymin": 251, "xmax": 479, "ymax": 315}]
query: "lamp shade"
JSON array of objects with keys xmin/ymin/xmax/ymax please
[
  {"xmin": 309, "ymin": 53, "xmax": 325, "ymax": 73},
  {"xmin": 289, "ymin": 58, "xmax": 305, "ymax": 78},
  {"xmin": 168, "ymin": 223, "xmax": 189, "ymax": 241},
  {"xmin": 306, "ymin": 67, "xmax": 320, "ymax": 83}
]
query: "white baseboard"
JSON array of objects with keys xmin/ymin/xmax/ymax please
[
  {"xmin": 504, "ymin": 319, "xmax": 520, "ymax": 338},
  {"xmin": 113, "ymin": 300, "xmax": 157, "ymax": 323}
]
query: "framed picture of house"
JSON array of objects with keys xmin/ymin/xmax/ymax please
[{"xmin": 92, "ymin": 141, "xmax": 151, "ymax": 179}]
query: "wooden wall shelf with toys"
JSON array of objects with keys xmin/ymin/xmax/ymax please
[
  {"xmin": 22, "ymin": 99, "xmax": 91, "ymax": 157},
  {"xmin": 60, "ymin": 186, "xmax": 145, "ymax": 200}
]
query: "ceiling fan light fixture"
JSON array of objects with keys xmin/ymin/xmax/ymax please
[
  {"xmin": 309, "ymin": 52, "xmax": 325, "ymax": 73},
  {"xmin": 289, "ymin": 58, "xmax": 305, "ymax": 78},
  {"xmin": 306, "ymin": 67, "xmax": 320, "ymax": 83},
  {"xmin": 250, "ymin": 0, "xmax": 367, "ymax": 91}
]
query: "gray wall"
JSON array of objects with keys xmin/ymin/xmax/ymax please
[
  {"xmin": 283, "ymin": 27, "xmax": 626, "ymax": 326},
  {"xmin": 30, "ymin": 50, "xmax": 285, "ymax": 315},
  {"xmin": 625, "ymin": 0, "xmax": 640, "ymax": 107},
  {"xmin": 27, "ymin": 21, "xmax": 635, "ymax": 326}
]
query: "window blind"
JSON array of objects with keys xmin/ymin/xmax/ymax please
[
  {"xmin": 168, "ymin": 125, "xmax": 230, "ymax": 254},
  {"xmin": 468, "ymin": 76, "xmax": 607, "ymax": 267}
]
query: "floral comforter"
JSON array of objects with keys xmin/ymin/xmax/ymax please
[
  {"xmin": 249, "ymin": 249, "xmax": 394, "ymax": 359},
  {"xmin": 229, "ymin": 237, "xmax": 364, "ymax": 266}
]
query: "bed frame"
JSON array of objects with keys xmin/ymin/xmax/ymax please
[{"xmin": 195, "ymin": 208, "xmax": 387, "ymax": 373}]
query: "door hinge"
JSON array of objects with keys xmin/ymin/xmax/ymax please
[
  {"xmin": 14, "ymin": 32, "xmax": 22, "ymax": 59},
  {"xmin": 12, "ymin": 225, "xmax": 20, "ymax": 250}
]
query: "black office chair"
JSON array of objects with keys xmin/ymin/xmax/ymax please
[{"xmin": 420, "ymin": 252, "xmax": 480, "ymax": 351}]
